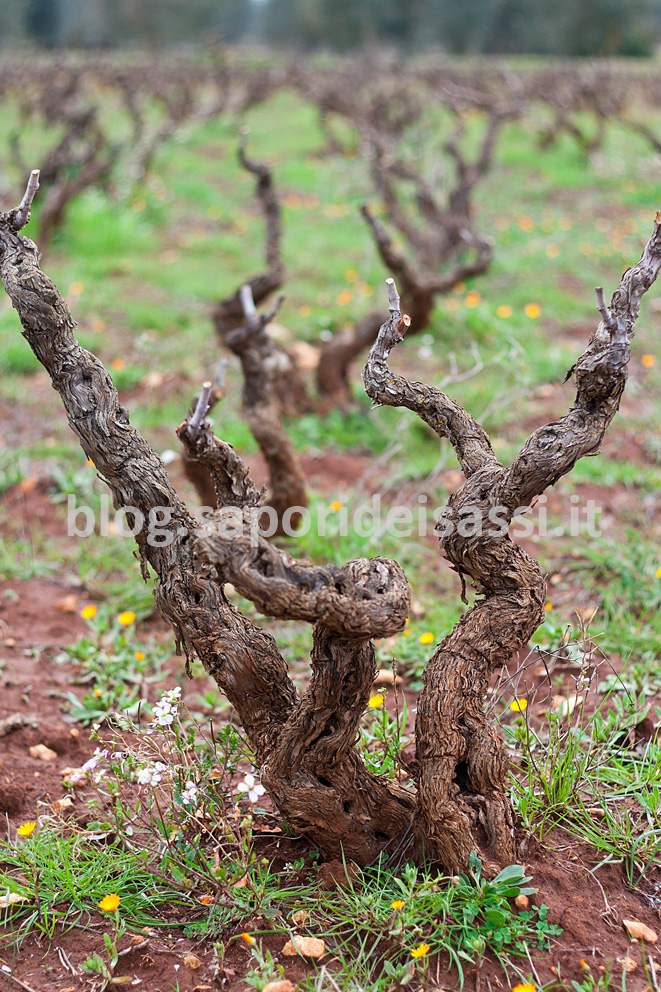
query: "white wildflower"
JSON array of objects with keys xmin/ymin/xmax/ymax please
[
  {"xmin": 81, "ymin": 746, "xmax": 109, "ymax": 773},
  {"xmin": 181, "ymin": 780, "xmax": 198, "ymax": 805},
  {"xmin": 237, "ymin": 771, "xmax": 266, "ymax": 805},
  {"xmin": 151, "ymin": 687, "xmax": 181, "ymax": 727}
]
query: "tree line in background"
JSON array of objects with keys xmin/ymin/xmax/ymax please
[{"xmin": 1, "ymin": 0, "xmax": 657, "ymax": 56}]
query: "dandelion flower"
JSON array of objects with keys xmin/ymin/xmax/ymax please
[
  {"xmin": 81, "ymin": 605, "xmax": 97, "ymax": 620},
  {"xmin": 344, "ymin": 268, "xmax": 359, "ymax": 282},
  {"xmin": 419, "ymin": 632, "xmax": 435, "ymax": 645},
  {"xmin": 135, "ymin": 651, "xmax": 145, "ymax": 661},
  {"xmin": 657, "ymin": 567, "xmax": 661, "ymax": 578},
  {"xmin": 510, "ymin": 699, "xmax": 528, "ymax": 712},
  {"xmin": 524, "ymin": 303, "xmax": 541, "ymax": 319},
  {"xmin": 391, "ymin": 900, "xmax": 405, "ymax": 910},
  {"xmin": 411, "ymin": 942, "xmax": 430, "ymax": 959},
  {"xmin": 199, "ymin": 895, "xmax": 213, "ymax": 905},
  {"xmin": 465, "ymin": 291, "xmax": 481, "ymax": 308},
  {"xmin": 330, "ymin": 501, "xmax": 342, "ymax": 511},
  {"xmin": 240, "ymin": 932, "xmax": 255, "ymax": 945},
  {"xmin": 545, "ymin": 602, "xmax": 553, "ymax": 611},
  {"xmin": 403, "ymin": 630, "xmax": 411, "ymax": 637},
  {"xmin": 496, "ymin": 305, "xmax": 512, "ymax": 319},
  {"xmin": 17, "ymin": 822, "xmax": 36, "ymax": 837},
  {"xmin": 98, "ymin": 893, "xmax": 120, "ymax": 912},
  {"xmin": 642, "ymin": 354, "xmax": 656, "ymax": 368},
  {"xmin": 118, "ymin": 611, "xmax": 135, "ymax": 627},
  {"xmin": 368, "ymin": 695, "xmax": 383, "ymax": 709},
  {"xmin": 512, "ymin": 984, "xmax": 536, "ymax": 992}
]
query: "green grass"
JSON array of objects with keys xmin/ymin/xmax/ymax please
[
  {"xmin": 1, "ymin": 55, "xmax": 661, "ymax": 989},
  {"xmin": 0, "ymin": 828, "xmax": 195, "ymax": 949}
]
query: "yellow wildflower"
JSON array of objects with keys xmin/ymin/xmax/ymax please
[
  {"xmin": 98, "ymin": 893, "xmax": 120, "ymax": 912},
  {"xmin": 135, "ymin": 651, "xmax": 145, "ymax": 661},
  {"xmin": 240, "ymin": 932, "xmax": 255, "ymax": 945},
  {"xmin": 411, "ymin": 942, "xmax": 430, "ymax": 959},
  {"xmin": 330, "ymin": 501, "xmax": 342, "ymax": 511},
  {"xmin": 419, "ymin": 632, "xmax": 435, "ymax": 645},
  {"xmin": 510, "ymin": 699, "xmax": 528, "ymax": 712},
  {"xmin": 391, "ymin": 900, "xmax": 405, "ymax": 910},
  {"xmin": 496, "ymin": 305, "xmax": 512, "ymax": 319},
  {"xmin": 545, "ymin": 602, "xmax": 553, "ymax": 611},
  {"xmin": 81, "ymin": 605, "xmax": 97, "ymax": 620},
  {"xmin": 118, "ymin": 611, "xmax": 135, "ymax": 627},
  {"xmin": 525, "ymin": 303, "xmax": 541, "ymax": 319},
  {"xmin": 17, "ymin": 822, "xmax": 36, "ymax": 837},
  {"xmin": 68, "ymin": 281, "xmax": 84, "ymax": 296},
  {"xmin": 642, "ymin": 354, "xmax": 656, "ymax": 368},
  {"xmin": 368, "ymin": 695, "xmax": 383, "ymax": 708},
  {"xmin": 512, "ymin": 984, "xmax": 536, "ymax": 992},
  {"xmin": 465, "ymin": 291, "xmax": 481, "ymax": 308}
]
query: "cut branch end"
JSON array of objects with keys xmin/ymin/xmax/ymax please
[
  {"xmin": 8, "ymin": 169, "xmax": 40, "ymax": 231},
  {"xmin": 386, "ymin": 277, "xmax": 400, "ymax": 313}
]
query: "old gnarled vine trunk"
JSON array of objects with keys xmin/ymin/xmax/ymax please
[{"xmin": 2, "ymin": 172, "xmax": 660, "ymax": 873}]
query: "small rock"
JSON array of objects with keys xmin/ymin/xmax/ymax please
[
  {"xmin": 143, "ymin": 371, "xmax": 164, "ymax": 388},
  {"xmin": 29, "ymin": 744, "xmax": 57, "ymax": 762},
  {"xmin": 4, "ymin": 638, "xmax": 16, "ymax": 647},
  {"xmin": 183, "ymin": 953, "xmax": 201, "ymax": 970},
  {"xmin": 263, "ymin": 982, "xmax": 297, "ymax": 992},
  {"xmin": 56, "ymin": 595, "xmax": 77, "ymax": 613},
  {"xmin": 514, "ymin": 894, "xmax": 529, "ymax": 909},
  {"xmin": 551, "ymin": 694, "xmax": 581, "ymax": 717},
  {"xmin": 374, "ymin": 669, "xmax": 403, "ymax": 686},
  {"xmin": 69, "ymin": 728, "xmax": 80, "ymax": 739},
  {"xmin": 282, "ymin": 936, "xmax": 325, "ymax": 960},
  {"xmin": 623, "ymin": 919, "xmax": 658, "ymax": 943},
  {"xmin": 291, "ymin": 910, "xmax": 309, "ymax": 925},
  {"xmin": 0, "ymin": 893, "xmax": 30, "ymax": 908},
  {"xmin": 535, "ymin": 383, "xmax": 557, "ymax": 399},
  {"xmin": 288, "ymin": 340, "xmax": 319, "ymax": 372},
  {"xmin": 616, "ymin": 956, "xmax": 637, "ymax": 972},
  {"xmin": 53, "ymin": 796, "xmax": 73, "ymax": 813}
]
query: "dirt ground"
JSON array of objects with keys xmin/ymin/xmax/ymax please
[{"xmin": 0, "ymin": 548, "xmax": 659, "ymax": 990}]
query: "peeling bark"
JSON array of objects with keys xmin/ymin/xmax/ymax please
[{"xmin": 2, "ymin": 176, "xmax": 660, "ymax": 873}]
